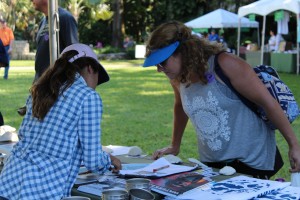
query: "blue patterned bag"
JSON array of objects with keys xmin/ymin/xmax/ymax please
[
  {"xmin": 214, "ymin": 55, "xmax": 300, "ymax": 130},
  {"xmin": 253, "ymin": 65, "xmax": 300, "ymax": 129}
]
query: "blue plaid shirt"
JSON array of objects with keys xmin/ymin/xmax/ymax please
[{"xmin": 0, "ymin": 75, "xmax": 111, "ymax": 199}]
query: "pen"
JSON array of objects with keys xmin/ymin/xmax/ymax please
[{"xmin": 153, "ymin": 165, "xmax": 170, "ymax": 173}]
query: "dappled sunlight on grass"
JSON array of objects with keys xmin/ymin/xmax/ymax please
[
  {"xmin": 138, "ymin": 90, "xmax": 173, "ymax": 96},
  {"xmin": 3, "ymin": 60, "xmax": 300, "ymax": 181},
  {"xmin": 10, "ymin": 60, "xmax": 35, "ymax": 67}
]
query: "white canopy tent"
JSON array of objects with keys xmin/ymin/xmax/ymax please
[
  {"xmin": 185, "ymin": 8, "xmax": 259, "ymax": 28},
  {"xmin": 237, "ymin": 0, "xmax": 300, "ymax": 74}
]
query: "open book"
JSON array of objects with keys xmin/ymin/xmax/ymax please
[{"xmin": 119, "ymin": 157, "xmax": 197, "ymax": 178}]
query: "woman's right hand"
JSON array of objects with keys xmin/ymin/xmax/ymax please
[
  {"xmin": 109, "ymin": 155, "xmax": 122, "ymax": 173},
  {"xmin": 152, "ymin": 146, "xmax": 180, "ymax": 160}
]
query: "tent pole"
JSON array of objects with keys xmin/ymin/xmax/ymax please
[
  {"xmin": 48, "ymin": 0, "xmax": 59, "ymax": 68},
  {"xmin": 261, "ymin": 15, "xmax": 266, "ymax": 65},
  {"xmin": 297, "ymin": 14, "xmax": 299, "ymax": 75},
  {"xmin": 237, "ymin": 19, "xmax": 241, "ymax": 56},
  {"xmin": 257, "ymin": 26, "xmax": 260, "ymax": 46}
]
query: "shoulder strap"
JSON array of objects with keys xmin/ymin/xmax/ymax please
[
  {"xmin": 207, "ymin": 55, "xmax": 215, "ymax": 72},
  {"xmin": 214, "ymin": 52, "xmax": 258, "ymax": 114}
]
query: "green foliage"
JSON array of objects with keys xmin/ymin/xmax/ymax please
[
  {"xmin": 92, "ymin": 3, "xmax": 113, "ymax": 21},
  {"xmin": 59, "ymin": 0, "xmax": 103, "ymax": 7},
  {"xmin": 149, "ymin": 0, "xmax": 205, "ymax": 28},
  {"xmin": 8, "ymin": 0, "xmax": 264, "ymax": 53},
  {"xmin": 67, "ymin": 0, "xmax": 85, "ymax": 21},
  {"xmin": 65, "ymin": 0, "xmax": 113, "ymax": 22},
  {"xmin": 122, "ymin": 0, "xmax": 206, "ymax": 43},
  {"xmin": 79, "ymin": 16, "xmax": 112, "ymax": 46},
  {"xmin": 0, "ymin": 0, "xmax": 13, "ymax": 22},
  {"xmin": 87, "ymin": 0, "xmax": 102, "ymax": 5},
  {"xmin": 123, "ymin": 0, "xmax": 151, "ymax": 43},
  {"xmin": 93, "ymin": 45, "xmax": 135, "ymax": 59},
  {"xmin": 13, "ymin": 0, "xmax": 42, "ymax": 43}
]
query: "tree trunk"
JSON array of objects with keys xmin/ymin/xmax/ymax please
[{"xmin": 112, "ymin": 0, "xmax": 123, "ymax": 48}]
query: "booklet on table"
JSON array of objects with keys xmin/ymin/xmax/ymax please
[
  {"xmin": 150, "ymin": 171, "xmax": 210, "ymax": 196},
  {"xmin": 119, "ymin": 157, "xmax": 197, "ymax": 178}
]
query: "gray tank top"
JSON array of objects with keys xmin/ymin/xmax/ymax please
[{"xmin": 179, "ymin": 55, "xmax": 276, "ymax": 170}]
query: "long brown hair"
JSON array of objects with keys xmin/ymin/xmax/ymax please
[
  {"xmin": 145, "ymin": 21, "xmax": 226, "ymax": 85},
  {"xmin": 30, "ymin": 50, "xmax": 99, "ymax": 120}
]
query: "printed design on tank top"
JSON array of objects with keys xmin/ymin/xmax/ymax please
[{"xmin": 183, "ymin": 91, "xmax": 231, "ymax": 151}]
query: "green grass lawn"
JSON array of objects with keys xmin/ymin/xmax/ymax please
[{"xmin": 1, "ymin": 59, "xmax": 300, "ymax": 181}]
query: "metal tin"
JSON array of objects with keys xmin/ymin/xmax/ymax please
[
  {"xmin": 129, "ymin": 188, "xmax": 155, "ymax": 200},
  {"xmin": 102, "ymin": 189, "xmax": 128, "ymax": 200},
  {"xmin": 126, "ymin": 178, "xmax": 151, "ymax": 191}
]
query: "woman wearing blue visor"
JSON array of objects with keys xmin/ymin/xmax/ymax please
[{"xmin": 143, "ymin": 21, "xmax": 300, "ymax": 179}]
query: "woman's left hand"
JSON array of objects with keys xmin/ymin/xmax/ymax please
[{"xmin": 289, "ymin": 145, "xmax": 300, "ymax": 172}]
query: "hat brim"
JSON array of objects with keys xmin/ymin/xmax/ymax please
[
  {"xmin": 143, "ymin": 41, "xmax": 180, "ymax": 67},
  {"xmin": 61, "ymin": 43, "xmax": 109, "ymax": 85},
  {"xmin": 97, "ymin": 63, "xmax": 110, "ymax": 85}
]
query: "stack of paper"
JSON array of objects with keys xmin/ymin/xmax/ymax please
[{"xmin": 119, "ymin": 157, "xmax": 197, "ymax": 178}]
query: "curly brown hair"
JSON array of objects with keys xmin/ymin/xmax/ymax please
[{"xmin": 145, "ymin": 21, "xmax": 226, "ymax": 85}]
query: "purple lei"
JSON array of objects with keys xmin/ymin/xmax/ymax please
[
  {"xmin": 44, "ymin": 34, "xmax": 49, "ymax": 41},
  {"xmin": 205, "ymin": 72, "xmax": 215, "ymax": 83}
]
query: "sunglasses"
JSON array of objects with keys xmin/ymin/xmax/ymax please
[{"xmin": 156, "ymin": 59, "xmax": 168, "ymax": 70}]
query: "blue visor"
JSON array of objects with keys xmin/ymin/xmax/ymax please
[{"xmin": 143, "ymin": 41, "xmax": 180, "ymax": 67}]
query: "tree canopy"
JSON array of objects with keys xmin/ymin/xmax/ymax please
[{"xmin": 0, "ymin": 0, "xmax": 257, "ymax": 50}]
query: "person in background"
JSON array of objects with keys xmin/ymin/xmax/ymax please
[
  {"xmin": 123, "ymin": 36, "xmax": 135, "ymax": 49},
  {"xmin": 0, "ymin": 39, "xmax": 8, "ymax": 68},
  {"xmin": 31, "ymin": 0, "xmax": 78, "ymax": 81},
  {"xmin": 219, "ymin": 33, "xmax": 228, "ymax": 49},
  {"xmin": 0, "ymin": 43, "xmax": 121, "ymax": 199},
  {"xmin": 268, "ymin": 29, "xmax": 284, "ymax": 52},
  {"xmin": 96, "ymin": 41, "xmax": 103, "ymax": 48},
  {"xmin": 18, "ymin": 0, "xmax": 78, "ymax": 116},
  {"xmin": 0, "ymin": 18, "xmax": 14, "ymax": 80},
  {"xmin": 208, "ymin": 29, "xmax": 219, "ymax": 42},
  {"xmin": 143, "ymin": 21, "xmax": 300, "ymax": 179},
  {"xmin": 202, "ymin": 32, "xmax": 209, "ymax": 40}
]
